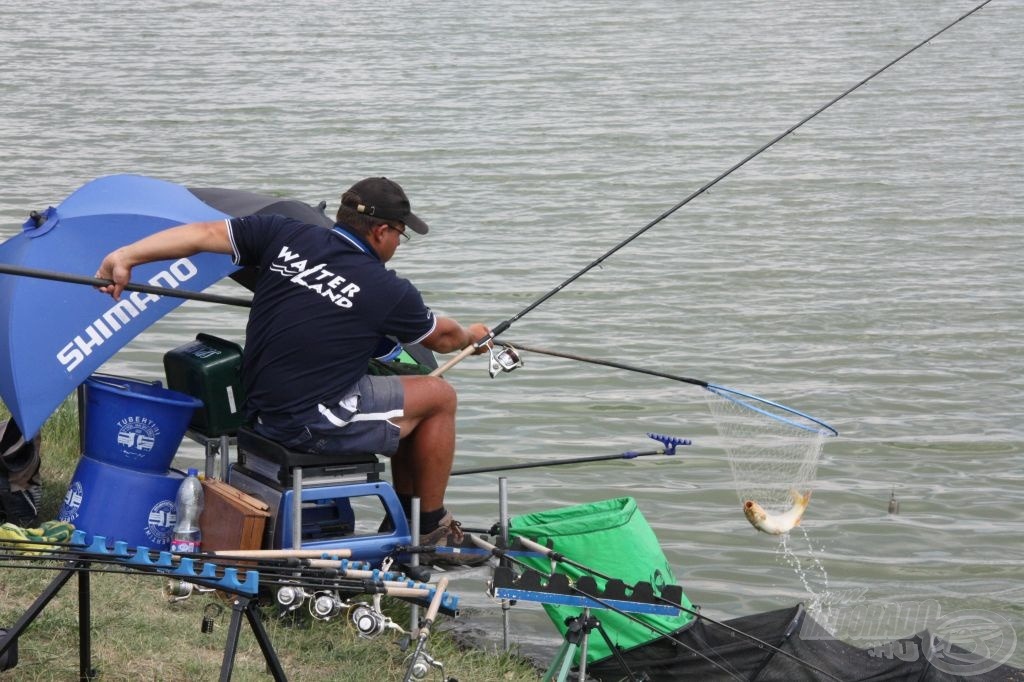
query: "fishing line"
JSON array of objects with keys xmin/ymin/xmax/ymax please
[
  {"xmin": 436, "ymin": 0, "xmax": 995, "ymax": 375},
  {"xmin": 504, "ymin": 0, "xmax": 994, "ymax": 330}
]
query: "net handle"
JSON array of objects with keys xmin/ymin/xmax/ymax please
[{"xmin": 500, "ymin": 341, "xmax": 839, "ymax": 437}]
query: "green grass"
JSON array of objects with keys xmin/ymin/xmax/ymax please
[{"xmin": 0, "ymin": 399, "xmax": 541, "ymax": 681}]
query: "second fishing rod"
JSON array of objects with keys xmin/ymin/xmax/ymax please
[{"xmin": 434, "ymin": 0, "xmax": 993, "ymax": 382}]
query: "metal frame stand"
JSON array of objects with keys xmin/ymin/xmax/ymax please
[
  {"xmin": 541, "ymin": 609, "xmax": 641, "ymax": 682},
  {"xmin": 0, "ymin": 561, "xmax": 95, "ymax": 681},
  {"xmin": 184, "ymin": 429, "xmax": 236, "ymax": 481},
  {"xmin": 498, "ymin": 477, "xmax": 511, "ymax": 652},
  {"xmin": 543, "ymin": 609, "xmax": 600, "ymax": 682},
  {"xmin": 0, "ymin": 560, "xmax": 286, "ymax": 681}
]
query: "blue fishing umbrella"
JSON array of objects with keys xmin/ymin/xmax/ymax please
[{"xmin": 0, "ymin": 174, "xmax": 241, "ymax": 438}]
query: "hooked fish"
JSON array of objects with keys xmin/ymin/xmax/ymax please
[{"xmin": 743, "ymin": 490, "xmax": 812, "ymax": 535}]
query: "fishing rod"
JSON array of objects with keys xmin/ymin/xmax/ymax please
[
  {"xmin": 0, "ymin": 548, "xmax": 452, "ymax": 613},
  {"xmin": 450, "ymin": 446, "xmax": 670, "ymax": 476},
  {"xmin": 0, "ymin": 535, "xmax": 351, "ymax": 578},
  {"xmin": 0, "ymin": 553, "xmax": 260, "ymax": 599},
  {"xmin": 451, "ymin": 432, "xmax": 690, "ymax": 476},
  {"xmin": 0, "ymin": 544, "xmax": 385, "ymax": 589},
  {"xmin": 0, "ymin": 532, "xmax": 354, "ymax": 563},
  {"xmin": 402, "ymin": 576, "xmax": 449, "ymax": 682},
  {"xmin": 0, "ymin": 533, "xmax": 432, "ymax": 590},
  {"xmin": 434, "ymin": 0, "xmax": 994, "ymax": 378},
  {"xmin": 0, "ymin": 263, "xmax": 253, "ymax": 308},
  {"xmin": 484, "ymin": 534, "xmax": 845, "ymax": 682},
  {"xmin": 502, "ymin": 340, "xmax": 711, "ymax": 388}
]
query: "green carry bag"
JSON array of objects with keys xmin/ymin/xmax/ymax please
[{"xmin": 508, "ymin": 497, "xmax": 695, "ymax": 665}]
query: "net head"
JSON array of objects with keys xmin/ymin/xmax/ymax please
[{"xmin": 704, "ymin": 385, "xmax": 835, "ymax": 513}]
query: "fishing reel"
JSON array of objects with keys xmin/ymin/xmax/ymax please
[
  {"xmin": 275, "ymin": 584, "xmax": 311, "ymax": 613},
  {"xmin": 488, "ymin": 343, "xmax": 523, "ymax": 378},
  {"xmin": 404, "ymin": 650, "xmax": 447, "ymax": 681},
  {"xmin": 309, "ymin": 590, "xmax": 346, "ymax": 621},
  {"xmin": 163, "ymin": 579, "xmax": 214, "ymax": 604},
  {"xmin": 349, "ymin": 597, "xmax": 406, "ymax": 639},
  {"xmin": 275, "ymin": 583, "xmax": 359, "ymax": 622}
]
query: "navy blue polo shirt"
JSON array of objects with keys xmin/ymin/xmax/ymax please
[{"xmin": 227, "ymin": 215, "xmax": 436, "ymax": 427}]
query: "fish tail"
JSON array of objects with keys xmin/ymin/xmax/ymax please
[{"xmin": 790, "ymin": 489, "xmax": 812, "ymax": 507}]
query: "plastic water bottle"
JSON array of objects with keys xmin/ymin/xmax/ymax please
[{"xmin": 170, "ymin": 468, "xmax": 204, "ymax": 553}]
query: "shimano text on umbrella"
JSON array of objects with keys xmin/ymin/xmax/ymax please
[{"xmin": 56, "ymin": 258, "xmax": 200, "ymax": 372}]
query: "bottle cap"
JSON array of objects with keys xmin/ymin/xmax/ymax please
[{"xmin": 187, "ymin": 468, "xmax": 198, "ymax": 477}]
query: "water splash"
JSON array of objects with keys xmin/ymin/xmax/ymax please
[{"xmin": 776, "ymin": 529, "xmax": 844, "ymax": 632}]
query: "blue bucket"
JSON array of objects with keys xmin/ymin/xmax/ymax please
[
  {"xmin": 57, "ymin": 456, "xmax": 185, "ymax": 550},
  {"xmin": 83, "ymin": 375, "xmax": 203, "ymax": 473}
]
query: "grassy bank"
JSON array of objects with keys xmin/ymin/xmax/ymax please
[{"xmin": 0, "ymin": 400, "xmax": 540, "ymax": 681}]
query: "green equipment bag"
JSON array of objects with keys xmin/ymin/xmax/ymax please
[
  {"xmin": 366, "ymin": 349, "xmax": 433, "ymax": 376},
  {"xmin": 508, "ymin": 497, "xmax": 695, "ymax": 665}
]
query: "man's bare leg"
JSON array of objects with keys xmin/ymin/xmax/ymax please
[{"xmin": 391, "ymin": 375, "xmax": 457, "ymax": 513}]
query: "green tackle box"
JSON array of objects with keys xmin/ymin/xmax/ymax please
[{"xmin": 163, "ymin": 333, "xmax": 246, "ymax": 437}]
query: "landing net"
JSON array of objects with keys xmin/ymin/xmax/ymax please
[{"xmin": 703, "ymin": 385, "xmax": 834, "ymax": 514}]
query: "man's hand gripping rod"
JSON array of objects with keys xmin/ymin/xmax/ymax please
[{"xmin": 430, "ymin": 322, "xmax": 510, "ymax": 377}]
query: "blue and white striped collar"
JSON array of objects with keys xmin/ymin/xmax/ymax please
[{"xmin": 331, "ymin": 223, "xmax": 379, "ymax": 260}]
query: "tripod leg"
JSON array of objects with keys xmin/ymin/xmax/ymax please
[
  {"xmin": 577, "ymin": 608, "xmax": 591, "ymax": 682},
  {"xmin": 244, "ymin": 600, "xmax": 287, "ymax": 681},
  {"xmin": 542, "ymin": 640, "xmax": 577, "ymax": 682},
  {"xmin": 0, "ymin": 563, "xmax": 79, "ymax": 658},
  {"xmin": 219, "ymin": 598, "xmax": 246, "ymax": 682},
  {"xmin": 78, "ymin": 568, "xmax": 96, "ymax": 681}
]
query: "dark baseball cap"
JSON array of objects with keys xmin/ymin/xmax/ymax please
[{"xmin": 344, "ymin": 177, "xmax": 429, "ymax": 235}]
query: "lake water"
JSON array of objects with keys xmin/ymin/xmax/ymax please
[{"xmin": 2, "ymin": 0, "xmax": 1021, "ymax": 671}]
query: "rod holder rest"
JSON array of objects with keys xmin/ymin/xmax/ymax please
[
  {"xmin": 86, "ymin": 535, "xmax": 111, "ymax": 555},
  {"xmin": 173, "ymin": 557, "xmax": 197, "ymax": 578},
  {"xmin": 215, "ymin": 567, "xmax": 259, "ymax": 595},
  {"xmin": 127, "ymin": 547, "xmax": 157, "ymax": 566},
  {"xmin": 647, "ymin": 432, "xmax": 692, "ymax": 455}
]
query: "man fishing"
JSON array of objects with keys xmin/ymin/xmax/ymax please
[{"xmin": 96, "ymin": 177, "xmax": 490, "ymax": 559}]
